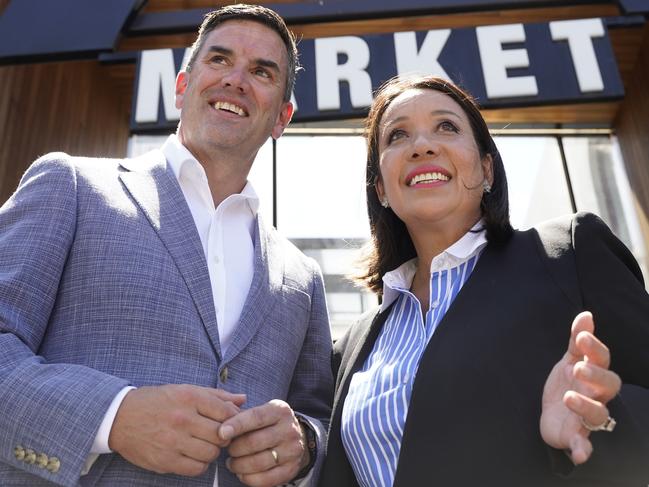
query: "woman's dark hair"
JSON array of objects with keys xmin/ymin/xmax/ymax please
[{"xmin": 357, "ymin": 75, "xmax": 513, "ymax": 295}]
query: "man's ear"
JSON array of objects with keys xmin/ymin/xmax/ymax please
[
  {"xmin": 271, "ymin": 102, "xmax": 294, "ymax": 140},
  {"xmin": 175, "ymin": 71, "xmax": 189, "ymax": 110}
]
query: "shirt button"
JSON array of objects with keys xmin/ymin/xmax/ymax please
[
  {"xmin": 219, "ymin": 367, "xmax": 229, "ymax": 383},
  {"xmin": 431, "ymin": 300, "xmax": 440, "ymax": 308}
]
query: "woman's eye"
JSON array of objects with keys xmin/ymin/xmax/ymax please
[
  {"xmin": 439, "ymin": 121, "xmax": 459, "ymax": 132},
  {"xmin": 387, "ymin": 129, "xmax": 407, "ymax": 144}
]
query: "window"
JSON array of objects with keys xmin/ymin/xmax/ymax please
[{"xmin": 128, "ymin": 128, "xmax": 648, "ymax": 338}]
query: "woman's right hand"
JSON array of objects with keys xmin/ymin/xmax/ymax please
[{"xmin": 539, "ymin": 311, "xmax": 621, "ymax": 464}]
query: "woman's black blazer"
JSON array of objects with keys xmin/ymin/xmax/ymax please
[{"xmin": 319, "ymin": 212, "xmax": 649, "ymax": 487}]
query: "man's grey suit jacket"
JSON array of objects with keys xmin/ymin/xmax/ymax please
[{"xmin": 0, "ymin": 150, "xmax": 333, "ymax": 486}]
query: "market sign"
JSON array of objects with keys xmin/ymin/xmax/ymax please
[{"xmin": 131, "ymin": 17, "xmax": 623, "ymax": 132}]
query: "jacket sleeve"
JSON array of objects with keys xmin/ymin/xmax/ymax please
[
  {"xmin": 286, "ymin": 261, "xmax": 334, "ymax": 485},
  {"xmin": 566, "ymin": 211, "xmax": 649, "ymax": 482},
  {"xmin": 0, "ymin": 154, "xmax": 130, "ymax": 487}
]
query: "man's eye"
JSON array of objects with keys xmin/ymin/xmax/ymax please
[{"xmin": 254, "ymin": 68, "xmax": 271, "ymax": 78}]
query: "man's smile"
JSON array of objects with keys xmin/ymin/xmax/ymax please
[{"xmin": 211, "ymin": 100, "xmax": 248, "ymax": 117}]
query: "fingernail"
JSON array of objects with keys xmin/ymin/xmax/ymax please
[
  {"xmin": 225, "ymin": 458, "xmax": 232, "ymax": 471},
  {"xmin": 220, "ymin": 424, "xmax": 234, "ymax": 440}
]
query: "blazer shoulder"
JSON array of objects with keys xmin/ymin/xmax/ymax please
[
  {"xmin": 570, "ymin": 211, "xmax": 644, "ymax": 285},
  {"xmin": 25, "ymin": 151, "xmax": 127, "ymax": 185},
  {"xmin": 532, "ymin": 212, "xmax": 577, "ymax": 253},
  {"xmin": 8, "ymin": 152, "xmax": 80, "ymax": 209},
  {"xmin": 531, "ymin": 211, "xmax": 611, "ymax": 258},
  {"xmin": 534, "ymin": 211, "xmax": 608, "ymax": 239},
  {"xmin": 22, "ymin": 151, "xmax": 75, "ymax": 180}
]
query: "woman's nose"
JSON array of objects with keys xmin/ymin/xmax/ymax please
[{"xmin": 410, "ymin": 135, "xmax": 437, "ymax": 159}]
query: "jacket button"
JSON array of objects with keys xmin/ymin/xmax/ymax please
[
  {"xmin": 13, "ymin": 446, "xmax": 25, "ymax": 461},
  {"xmin": 46, "ymin": 457, "xmax": 61, "ymax": 473},
  {"xmin": 219, "ymin": 366, "xmax": 228, "ymax": 383},
  {"xmin": 24, "ymin": 449, "xmax": 36, "ymax": 464},
  {"xmin": 36, "ymin": 453, "xmax": 49, "ymax": 468}
]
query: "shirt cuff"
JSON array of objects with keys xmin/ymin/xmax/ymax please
[
  {"xmin": 91, "ymin": 386, "xmax": 136, "ymax": 454},
  {"xmin": 82, "ymin": 386, "xmax": 135, "ymax": 476}
]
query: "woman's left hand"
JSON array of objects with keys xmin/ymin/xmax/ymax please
[{"xmin": 540, "ymin": 311, "xmax": 622, "ymax": 464}]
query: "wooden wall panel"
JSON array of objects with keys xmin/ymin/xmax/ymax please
[
  {"xmin": 615, "ymin": 24, "xmax": 649, "ymax": 220},
  {"xmin": 0, "ymin": 61, "xmax": 130, "ymax": 204}
]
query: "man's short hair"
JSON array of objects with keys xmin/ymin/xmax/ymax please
[{"xmin": 185, "ymin": 4, "xmax": 299, "ymax": 102}]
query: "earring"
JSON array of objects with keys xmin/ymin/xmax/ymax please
[
  {"xmin": 482, "ymin": 180, "xmax": 492, "ymax": 194},
  {"xmin": 381, "ymin": 198, "xmax": 390, "ymax": 208}
]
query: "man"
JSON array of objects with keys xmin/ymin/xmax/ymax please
[{"xmin": 0, "ymin": 5, "xmax": 333, "ymax": 487}]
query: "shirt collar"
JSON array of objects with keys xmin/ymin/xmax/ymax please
[
  {"xmin": 161, "ymin": 133, "xmax": 259, "ymax": 214},
  {"xmin": 380, "ymin": 221, "xmax": 487, "ymax": 311}
]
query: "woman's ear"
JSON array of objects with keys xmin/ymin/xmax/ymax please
[
  {"xmin": 375, "ymin": 176, "xmax": 385, "ymax": 203},
  {"xmin": 482, "ymin": 153, "xmax": 494, "ymax": 186}
]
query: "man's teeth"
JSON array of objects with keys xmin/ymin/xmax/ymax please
[
  {"xmin": 409, "ymin": 172, "xmax": 450, "ymax": 186},
  {"xmin": 212, "ymin": 101, "xmax": 246, "ymax": 116}
]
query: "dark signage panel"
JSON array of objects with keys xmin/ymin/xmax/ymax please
[
  {"xmin": 270, "ymin": 0, "xmax": 569, "ymax": 22},
  {"xmin": 618, "ymin": 0, "xmax": 649, "ymax": 13},
  {"xmin": 130, "ymin": 18, "xmax": 624, "ymax": 133},
  {"xmin": 0, "ymin": 0, "xmax": 140, "ymax": 64},
  {"xmin": 129, "ymin": 0, "xmax": 633, "ymax": 34}
]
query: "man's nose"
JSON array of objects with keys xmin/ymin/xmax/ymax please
[{"xmin": 221, "ymin": 66, "xmax": 248, "ymax": 93}]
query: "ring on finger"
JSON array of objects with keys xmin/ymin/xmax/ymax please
[
  {"xmin": 270, "ymin": 448, "xmax": 279, "ymax": 465},
  {"xmin": 581, "ymin": 415, "xmax": 616, "ymax": 432}
]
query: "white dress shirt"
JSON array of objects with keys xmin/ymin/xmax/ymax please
[
  {"xmin": 84, "ymin": 134, "xmax": 258, "ymax": 486},
  {"xmin": 163, "ymin": 133, "xmax": 258, "ymax": 353}
]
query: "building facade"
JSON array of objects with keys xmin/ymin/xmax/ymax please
[{"xmin": 1, "ymin": 0, "xmax": 648, "ymax": 332}]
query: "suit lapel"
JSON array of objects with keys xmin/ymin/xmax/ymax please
[
  {"xmin": 223, "ymin": 214, "xmax": 283, "ymax": 361},
  {"xmin": 321, "ymin": 308, "xmax": 391, "ymax": 487},
  {"xmin": 334, "ymin": 307, "xmax": 391, "ymax": 409},
  {"xmin": 392, "ymin": 245, "xmax": 502, "ymax": 486},
  {"xmin": 119, "ymin": 151, "xmax": 221, "ymax": 358},
  {"xmin": 332, "ymin": 307, "xmax": 389, "ymax": 434}
]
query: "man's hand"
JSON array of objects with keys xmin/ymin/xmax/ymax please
[
  {"xmin": 108, "ymin": 385, "xmax": 246, "ymax": 476},
  {"xmin": 219, "ymin": 399, "xmax": 309, "ymax": 487},
  {"xmin": 540, "ymin": 311, "xmax": 622, "ymax": 464}
]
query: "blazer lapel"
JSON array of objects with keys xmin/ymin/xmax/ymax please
[
  {"xmin": 223, "ymin": 214, "xmax": 282, "ymax": 361},
  {"xmin": 320, "ymin": 307, "xmax": 391, "ymax": 487},
  {"xmin": 334, "ymin": 307, "xmax": 391, "ymax": 407},
  {"xmin": 392, "ymin": 246, "xmax": 503, "ymax": 486},
  {"xmin": 118, "ymin": 151, "xmax": 221, "ymax": 358}
]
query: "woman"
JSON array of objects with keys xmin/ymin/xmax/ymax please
[{"xmin": 319, "ymin": 75, "xmax": 649, "ymax": 486}]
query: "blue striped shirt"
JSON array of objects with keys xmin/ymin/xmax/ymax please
[{"xmin": 341, "ymin": 225, "xmax": 487, "ymax": 487}]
